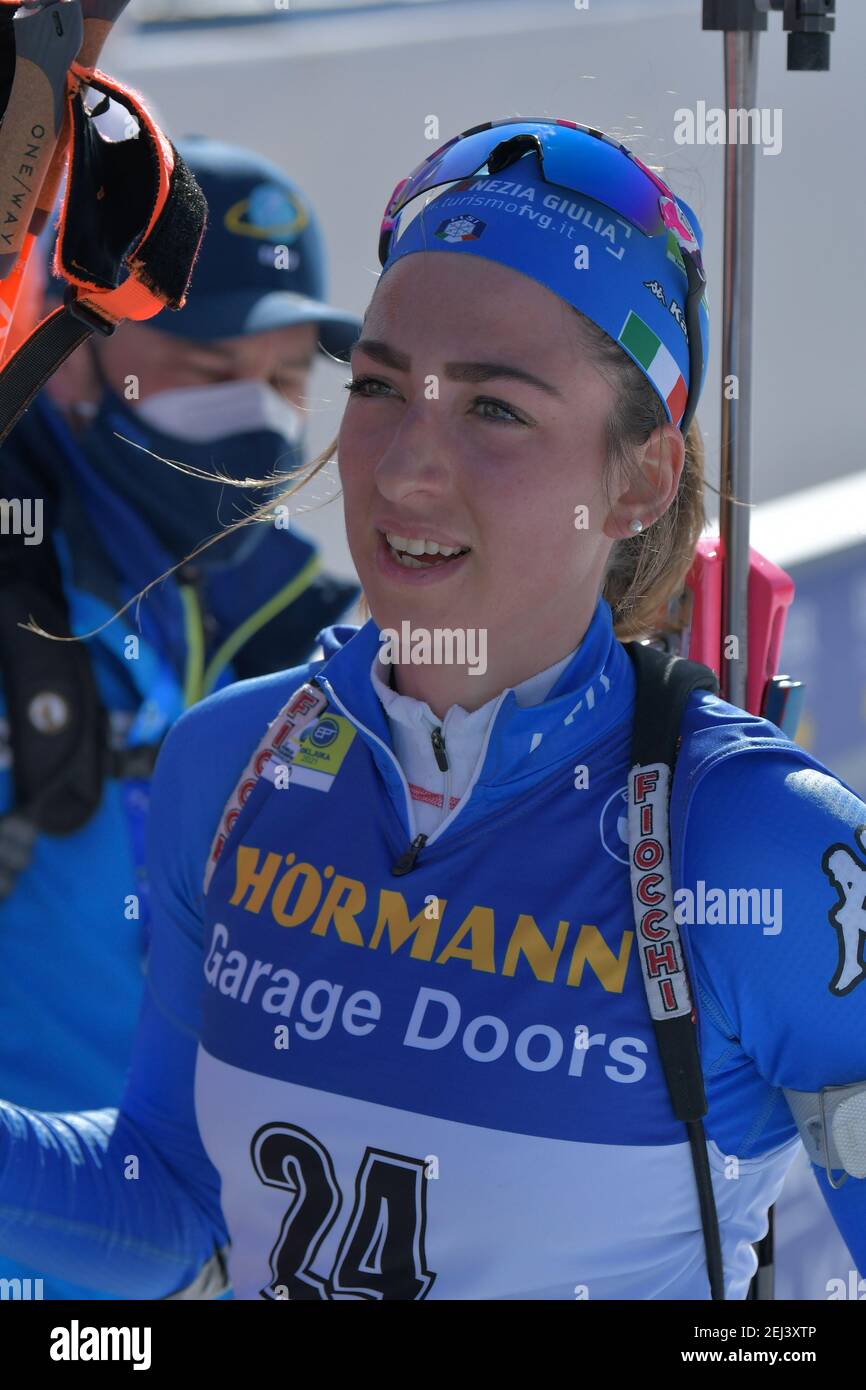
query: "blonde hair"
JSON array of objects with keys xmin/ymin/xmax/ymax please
[{"xmin": 571, "ymin": 308, "xmax": 714, "ymax": 644}]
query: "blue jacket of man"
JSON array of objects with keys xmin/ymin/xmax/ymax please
[{"xmin": 0, "ymin": 391, "xmax": 357, "ymax": 1299}]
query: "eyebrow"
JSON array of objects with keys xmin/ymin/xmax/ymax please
[{"xmin": 352, "ymin": 337, "xmax": 564, "ymax": 399}]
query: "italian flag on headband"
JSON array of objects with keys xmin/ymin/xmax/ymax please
[{"xmin": 618, "ymin": 310, "xmax": 688, "ymax": 427}]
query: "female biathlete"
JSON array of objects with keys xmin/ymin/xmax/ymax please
[{"xmin": 0, "ymin": 119, "xmax": 864, "ymax": 1301}]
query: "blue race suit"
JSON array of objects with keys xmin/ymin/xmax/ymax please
[
  {"xmin": 0, "ymin": 595, "xmax": 863, "ymax": 1299},
  {"xmin": 0, "ymin": 392, "xmax": 357, "ymax": 1299}
]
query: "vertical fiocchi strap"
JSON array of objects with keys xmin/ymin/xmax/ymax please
[{"xmin": 624, "ymin": 639, "xmax": 726, "ymax": 1299}]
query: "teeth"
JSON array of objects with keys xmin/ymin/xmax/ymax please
[{"xmin": 386, "ymin": 531, "xmax": 466, "ymax": 558}]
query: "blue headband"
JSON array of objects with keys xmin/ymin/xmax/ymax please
[{"xmin": 380, "ymin": 154, "xmax": 709, "ymax": 430}]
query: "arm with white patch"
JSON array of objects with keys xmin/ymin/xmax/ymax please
[{"xmin": 681, "ymin": 750, "xmax": 866, "ymax": 1277}]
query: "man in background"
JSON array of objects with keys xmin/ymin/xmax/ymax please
[{"xmin": 0, "ymin": 135, "xmax": 359, "ymax": 1299}]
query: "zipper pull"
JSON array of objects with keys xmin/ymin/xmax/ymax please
[
  {"xmin": 430, "ymin": 726, "xmax": 449, "ymax": 772},
  {"xmin": 391, "ymin": 833, "xmax": 428, "ymax": 876}
]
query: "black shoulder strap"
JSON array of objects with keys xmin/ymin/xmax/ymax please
[
  {"xmin": 622, "ymin": 640, "xmax": 719, "ymax": 1111},
  {"xmin": 0, "ymin": 514, "xmax": 167, "ymax": 901},
  {"xmin": 0, "ymin": 438, "xmax": 109, "ymax": 900},
  {"xmin": 625, "ymin": 637, "xmax": 719, "ymax": 765},
  {"xmin": 0, "ymin": 524, "xmax": 106, "ymax": 836},
  {"xmin": 622, "ymin": 637, "xmax": 719, "ymax": 1111},
  {"xmin": 622, "ymin": 638, "xmax": 725, "ymax": 1299}
]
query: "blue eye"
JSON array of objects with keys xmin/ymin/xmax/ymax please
[
  {"xmin": 344, "ymin": 376, "xmax": 395, "ymax": 398},
  {"xmin": 344, "ymin": 378, "xmax": 529, "ymax": 426},
  {"xmin": 473, "ymin": 397, "xmax": 527, "ymax": 425}
]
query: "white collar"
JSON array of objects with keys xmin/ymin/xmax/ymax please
[{"xmin": 370, "ymin": 642, "xmax": 580, "ymax": 735}]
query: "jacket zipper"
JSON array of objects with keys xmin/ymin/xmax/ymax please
[
  {"xmin": 322, "ymin": 679, "xmax": 505, "ymax": 875},
  {"xmin": 430, "ymin": 725, "xmax": 449, "ymax": 772},
  {"xmin": 391, "ymin": 833, "xmax": 428, "ymax": 876},
  {"xmin": 430, "ymin": 724, "xmax": 452, "ymax": 830},
  {"xmin": 393, "ymin": 727, "xmax": 450, "ymax": 873}
]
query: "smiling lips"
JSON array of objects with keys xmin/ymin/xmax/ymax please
[{"xmin": 384, "ymin": 530, "xmax": 471, "ymax": 569}]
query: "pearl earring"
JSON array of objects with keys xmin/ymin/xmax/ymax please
[{"xmin": 629, "ymin": 518, "xmax": 644, "ymax": 534}]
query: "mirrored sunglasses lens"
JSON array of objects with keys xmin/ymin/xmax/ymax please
[
  {"xmin": 389, "ymin": 121, "xmax": 550, "ymax": 216},
  {"xmin": 389, "ymin": 120, "xmax": 674, "ymax": 241}
]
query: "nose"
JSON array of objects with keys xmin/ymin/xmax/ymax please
[{"xmin": 373, "ymin": 399, "xmax": 454, "ymax": 504}]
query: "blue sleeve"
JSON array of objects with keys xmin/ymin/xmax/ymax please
[
  {"xmin": 0, "ymin": 664, "xmax": 309, "ymax": 1296},
  {"xmin": 682, "ymin": 750, "xmax": 866, "ymax": 1276}
]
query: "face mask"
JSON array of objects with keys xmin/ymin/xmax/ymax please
[
  {"xmin": 133, "ymin": 378, "xmax": 306, "ymax": 447},
  {"xmin": 76, "ymin": 360, "xmax": 307, "ymax": 571}
]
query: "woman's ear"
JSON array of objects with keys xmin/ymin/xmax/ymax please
[{"xmin": 601, "ymin": 423, "xmax": 684, "ymax": 539}]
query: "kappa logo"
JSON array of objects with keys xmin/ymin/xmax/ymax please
[
  {"xmin": 644, "ymin": 278, "xmax": 667, "ymax": 307},
  {"xmin": 435, "ymin": 214, "xmax": 486, "ymax": 243},
  {"xmin": 821, "ymin": 825, "xmax": 866, "ymax": 996}
]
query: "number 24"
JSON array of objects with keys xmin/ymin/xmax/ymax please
[{"xmin": 252, "ymin": 1123, "xmax": 437, "ymax": 1300}]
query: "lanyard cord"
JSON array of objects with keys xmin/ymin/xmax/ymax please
[
  {"xmin": 200, "ymin": 554, "xmax": 320, "ymax": 698},
  {"xmin": 179, "ymin": 583, "xmax": 206, "ymax": 708},
  {"xmin": 179, "ymin": 553, "xmax": 321, "ymax": 707}
]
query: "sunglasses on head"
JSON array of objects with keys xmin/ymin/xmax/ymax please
[{"xmin": 378, "ymin": 118, "xmax": 707, "ymax": 437}]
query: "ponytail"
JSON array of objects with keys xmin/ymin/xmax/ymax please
[{"xmin": 571, "ymin": 308, "xmax": 709, "ymax": 642}]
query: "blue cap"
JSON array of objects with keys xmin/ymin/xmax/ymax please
[
  {"xmin": 381, "ymin": 150, "xmax": 709, "ymax": 428},
  {"xmin": 169, "ymin": 136, "xmax": 361, "ymax": 358}
]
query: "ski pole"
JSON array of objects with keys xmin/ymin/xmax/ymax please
[{"xmin": 699, "ymin": 0, "xmax": 838, "ymax": 1300}]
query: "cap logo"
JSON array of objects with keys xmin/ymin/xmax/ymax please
[
  {"xmin": 434, "ymin": 214, "xmax": 486, "ymax": 243},
  {"xmin": 224, "ymin": 182, "xmax": 309, "ymax": 241}
]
